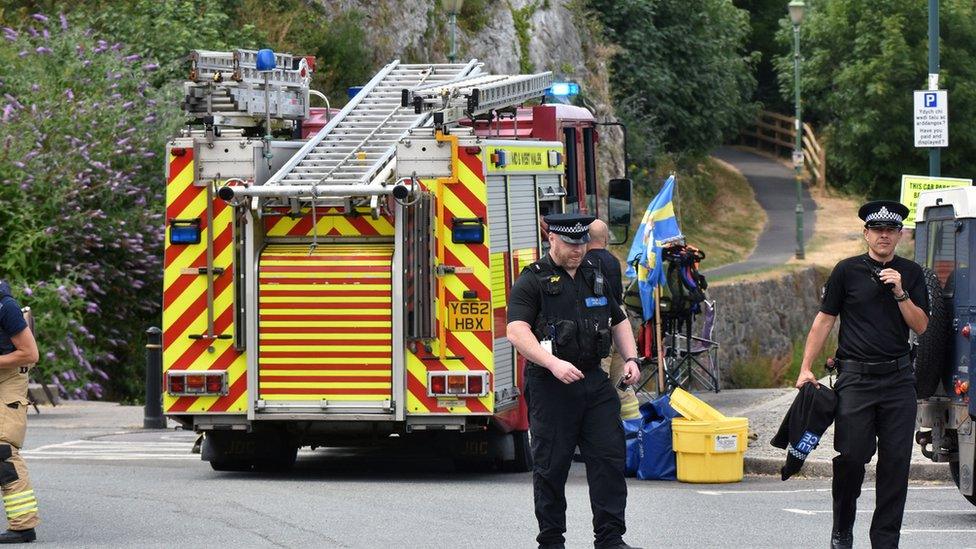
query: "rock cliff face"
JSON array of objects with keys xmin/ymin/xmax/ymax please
[{"xmin": 316, "ymin": 0, "xmax": 624, "ymax": 187}]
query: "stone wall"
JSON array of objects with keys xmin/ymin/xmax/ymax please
[{"xmin": 705, "ymin": 267, "xmax": 830, "ymax": 380}]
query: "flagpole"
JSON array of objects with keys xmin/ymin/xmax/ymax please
[{"xmin": 654, "ymin": 286, "xmax": 666, "ymax": 394}]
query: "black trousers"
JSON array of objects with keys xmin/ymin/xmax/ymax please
[
  {"xmin": 525, "ymin": 365, "xmax": 627, "ymax": 549},
  {"xmin": 832, "ymin": 366, "xmax": 917, "ymax": 548}
]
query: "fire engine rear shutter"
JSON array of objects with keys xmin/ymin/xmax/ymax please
[{"xmin": 257, "ymin": 243, "xmax": 394, "ymax": 405}]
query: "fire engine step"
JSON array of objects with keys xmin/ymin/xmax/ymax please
[{"xmin": 257, "ymin": 243, "xmax": 394, "ymax": 405}]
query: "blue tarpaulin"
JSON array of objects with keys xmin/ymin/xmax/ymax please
[{"xmin": 634, "ymin": 394, "xmax": 680, "ymax": 480}]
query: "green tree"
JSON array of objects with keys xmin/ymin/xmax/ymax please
[
  {"xmin": 733, "ymin": 0, "xmax": 792, "ymax": 112},
  {"xmin": 587, "ymin": 0, "xmax": 759, "ymax": 158},
  {"xmin": 775, "ymin": 0, "xmax": 976, "ymax": 196}
]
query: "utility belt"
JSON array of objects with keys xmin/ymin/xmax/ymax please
[{"xmin": 836, "ymin": 354, "xmax": 911, "ymax": 375}]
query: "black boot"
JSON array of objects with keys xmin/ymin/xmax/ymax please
[
  {"xmin": 830, "ymin": 530, "xmax": 852, "ymax": 549},
  {"xmin": 0, "ymin": 529, "xmax": 35, "ymax": 544}
]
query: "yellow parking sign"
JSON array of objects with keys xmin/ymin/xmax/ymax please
[{"xmin": 899, "ymin": 174, "xmax": 972, "ymax": 228}]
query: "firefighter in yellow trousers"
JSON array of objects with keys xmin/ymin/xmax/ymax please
[{"xmin": 0, "ymin": 282, "xmax": 39, "ymax": 544}]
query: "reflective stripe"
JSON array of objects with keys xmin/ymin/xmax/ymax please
[
  {"xmin": 7, "ymin": 505, "xmax": 37, "ymax": 519},
  {"xmin": 5, "ymin": 499, "xmax": 35, "ymax": 514},
  {"xmin": 2, "ymin": 490, "xmax": 33, "ymax": 504}
]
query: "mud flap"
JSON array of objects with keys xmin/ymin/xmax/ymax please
[{"xmin": 959, "ymin": 418, "xmax": 975, "ymax": 497}]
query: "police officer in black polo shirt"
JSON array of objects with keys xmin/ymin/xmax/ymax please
[
  {"xmin": 507, "ymin": 213, "xmax": 642, "ymax": 549},
  {"xmin": 795, "ymin": 200, "xmax": 929, "ymax": 549}
]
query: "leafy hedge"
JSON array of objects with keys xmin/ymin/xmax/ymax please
[{"xmin": 0, "ymin": 13, "xmax": 179, "ymax": 398}]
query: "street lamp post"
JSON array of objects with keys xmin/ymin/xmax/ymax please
[
  {"xmin": 789, "ymin": 0, "xmax": 806, "ymax": 260},
  {"xmin": 442, "ymin": 0, "xmax": 465, "ymax": 63}
]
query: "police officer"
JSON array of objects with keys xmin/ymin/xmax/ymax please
[
  {"xmin": 507, "ymin": 213, "xmax": 642, "ymax": 549},
  {"xmin": 795, "ymin": 201, "xmax": 928, "ymax": 549}
]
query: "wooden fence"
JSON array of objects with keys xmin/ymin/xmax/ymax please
[{"xmin": 739, "ymin": 110, "xmax": 826, "ymax": 188}]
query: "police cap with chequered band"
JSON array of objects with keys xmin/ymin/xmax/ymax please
[
  {"xmin": 543, "ymin": 213, "xmax": 596, "ymax": 244},
  {"xmin": 858, "ymin": 200, "xmax": 910, "ymax": 229}
]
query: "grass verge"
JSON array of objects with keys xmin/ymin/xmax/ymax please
[{"xmin": 609, "ymin": 157, "xmax": 764, "ymax": 271}]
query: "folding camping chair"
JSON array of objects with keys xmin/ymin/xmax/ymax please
[{"xmin": 672, "ymin": 299, "xmax": 721, "ymax": 392}]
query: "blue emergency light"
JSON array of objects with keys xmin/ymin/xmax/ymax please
[
  {"xmin": 347, "ymin": 86, "xmax": 364, "ymax": 100},
  {"xmin": 547, "ymin": 82, "xmax": 580, "ymax": 97},
  {"xmin": 255, "ymin": 49, "xmax": 276, "ymax": 72},
  {"xmin": 451, "ymin": 217, "xmax": 485, "ymax": 244},
  {"xmin": 169, "ymin": 218, "xmax": 201, "ymax": 245}
]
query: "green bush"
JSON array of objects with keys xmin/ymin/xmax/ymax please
[{"xmin": 0, "ymin": 13, "xmax": 180, "ymax": 398}]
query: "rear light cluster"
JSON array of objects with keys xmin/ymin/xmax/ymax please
[
  {"xmin": 167, "ymin": 370, "xmax": 228, "ymax": 396},
  {"xmin": 428, "ymin": 371, "xmax": 489, "ymax": 397},
  {"xmin": 954, "ymin": 378, "xmax": 970, "ymax": 397}
]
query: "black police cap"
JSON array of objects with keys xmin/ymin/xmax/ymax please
[
  {"xmin": 858, "ymin": 200, "xmax": 909, "ymax": 229},
  {"xmin": 543, "ymin": 213, "xmax": 596, "ymax": 244}
]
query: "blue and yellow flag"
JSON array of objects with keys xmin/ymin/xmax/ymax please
[{"xmin": 625, "ymin": 175, "xmax": 683, "ymax": 320}]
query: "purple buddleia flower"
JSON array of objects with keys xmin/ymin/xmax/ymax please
[
  {"xmin": 123, "ymin": 54, "xmax": 140, "ymax": 62},
  {"xmin": 35, "ymin": 47, "xmax": 52, "ymax": 55},
  {"xmin": 60, "ymin": 13, "xmax": 68, "ymax": 30},
  {"xmin": 65, "ymin": 88, "xmax": 73, "ymax": 100},
  {"xmin": 142, "ymin": 63, "xmax": 158, "ymax": 71},
  {"xmin": 2, "ymin": 104, "xmax": 12, "ymax": 122},
  {"xmin": 31, "ymin": 13, "xmax": 49, "ymax": 23},
  {"xmin": 17, "ymin": 51, "xmax": 28, "ymax": 58}
]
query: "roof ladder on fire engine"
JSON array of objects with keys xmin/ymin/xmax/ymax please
[
  {"xmin": 402, "ymin": 71, "xmax": 554, "ymax": 130},
  {"xmin": 263, "ymin": 60, "xmax": 482, "ymax": 195}
]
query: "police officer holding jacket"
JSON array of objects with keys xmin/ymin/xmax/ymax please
[
  {"xmin": 795, "ymin": 201, "xmax": 928, "ymax": 549},
  {"xmin": 507, "ymin": 213, "xmax": 641, "ymax": 549}
]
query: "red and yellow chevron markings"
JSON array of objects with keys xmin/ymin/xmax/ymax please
[
  {"xmin": 258, "ymin": 244, "xmax": 394, "ymax": 402},
  {"xmin": 406, "ymin": 139, "xmax": 494, "ymax": 415},
  {"xmin": 263, "ymin": 207, "xmax": 394, "ymax": 237},
  {"xmin": 162, "ymin": 147, "xmax": 247, "ymax": 414}
]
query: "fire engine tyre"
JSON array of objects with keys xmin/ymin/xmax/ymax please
[
  {"xmin": 948, "ymin": 460, "xmax": 976, "ymax": 507},
  {"xmin": 202, "ymin": 431, "xmax": 297, "ymax": 473},
  {"xmin": 914, "ymin": 268, "xmax": 950, "ymax": 400},
  {"xmin": 501, "ymin": 430, "xmax": 532, "ymax": 473}
]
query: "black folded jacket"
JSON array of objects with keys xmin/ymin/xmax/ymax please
[{"xmin": 770, "ymin": 383, "xmax": 837, "ymax": 480}]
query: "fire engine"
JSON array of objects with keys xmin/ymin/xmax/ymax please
[{"xmin": 162, "ymin": 49, "xmax": 632, "ymax": 471}]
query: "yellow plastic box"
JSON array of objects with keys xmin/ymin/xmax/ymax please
[
  {"xmin": 671, "ymin": 416, "xmax": 749, "ymax": 483},
  {"xmin": 669, "ymin": 387, "xmax": 727, "ymax": 421}
]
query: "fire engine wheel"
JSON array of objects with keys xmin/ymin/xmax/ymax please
[
  {"xmin": 949, "ymin": 460, "xmax": 976, "ymax": 507},
  {"xmin": 914, "ymin": 268, "xmax": 950, "ymax": 399},
  {"xmin": 209, "ymin": 460, "xmax": 256, "ymax": 472},
  {"xmin": 501, "ymin": 430, "xmax": 532, "ymax": 473}
]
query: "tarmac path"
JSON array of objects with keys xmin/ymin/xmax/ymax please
[{"xmin": 704, "ymin": 147, "xmax": 817, "ymax": 279}]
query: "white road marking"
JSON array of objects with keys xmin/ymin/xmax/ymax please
[
  {"xmin": 901, "ymin": 529, "xmax": 976, "ymax": 534},
  {"xmin": 698, "ymin": 485, "xmax": 956, "ymax": 495},
  {"xmin": 22, "ymin": 439, "xmax": 197, "ymax": 461},
  {"xmin": 785, "ymin": 509, "xmax": 974, "ymax": 515}
]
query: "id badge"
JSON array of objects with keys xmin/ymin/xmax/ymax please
[
  {"xmin": 585, "ymin": 296, "xmax": 608, "ymax": 308},
  {"xmin": 540, "ymin": 339, "xmax": 553, "ymax": 354}
]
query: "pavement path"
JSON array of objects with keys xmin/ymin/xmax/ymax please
[{"xmin": 704, "ymin": 147, "xmax": 817, "ymax": 279}]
